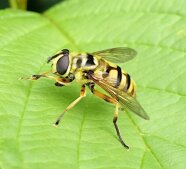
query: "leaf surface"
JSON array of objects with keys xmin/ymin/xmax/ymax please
[{"xmin": 0, "ymin": 0, "xmax": 186, "ymax": 169}]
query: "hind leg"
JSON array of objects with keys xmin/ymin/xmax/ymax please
[{"xmin": 88, "ymin": 83, "xmax": 129, "ymax": 149}]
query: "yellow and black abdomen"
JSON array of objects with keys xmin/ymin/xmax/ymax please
[
  {"xmin": 104, "ymin": 63, "xmax": 136, "ymax": 96},
  {"xmin": 119, "ymin": 72, "xmax": 136, "ymax": 96}
]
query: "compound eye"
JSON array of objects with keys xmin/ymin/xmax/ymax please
[{"xmin": 56, "ymin": 53, "xmax": 69, "ymax": 75}]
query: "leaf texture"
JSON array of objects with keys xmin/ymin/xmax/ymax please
[{"xmin": 0, "ymin": 0, "xmax": 186, "ymax": 168}]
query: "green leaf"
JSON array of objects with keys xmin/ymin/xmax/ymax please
[{"xmin": 0, "ymin": 0, "xmax": 186, "ymax": 168}]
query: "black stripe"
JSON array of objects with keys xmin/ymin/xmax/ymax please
[
  {"xmin": 86, "ymin": 54, "xmax": 95, "ymax": 66},
  {"xmin": 76, "ymin": 58, "xmax": 82, "ymax": 68},
  {"xmin": 103, "ymin": 66, "xmax": 112, "ymax": 78},
  {"xmin": 87, "ymin": 82, "xmax": 95, "ymax": 92},
  {"xmin": 106, "ymin": 66, "xmax": 112, "ymax": 73},
  {"xmin": 124, "ymin": 74, "xmax": 131, "ymax": 91},
  {"xmin": 116, "ymin": 66, "xmax": 122, "ymax": 87}
]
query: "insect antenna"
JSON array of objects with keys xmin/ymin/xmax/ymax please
[{"xmin": 47, "ymin": 53, "xmax": 60, "ymax": 63}]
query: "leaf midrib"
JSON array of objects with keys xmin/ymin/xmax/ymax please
[{"xmin": 43, "ymin": 13, "xmax": 80, "ymax": 50}]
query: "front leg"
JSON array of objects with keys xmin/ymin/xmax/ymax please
[
  {"xmin": 20, "ymin": 70, "xmax": 50, "ymax": 80},
  {"xmin": 20, "ymin": 71, "xmax": 70, "ymax": 86}
]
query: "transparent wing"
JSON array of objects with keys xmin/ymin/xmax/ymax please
[
  {"xmin": 91, "ymin": 47, "xmax": 137, "ymax": 63},
  {"xmin": 88, "ymin": 72, "xmax": 149, "ymax": 120},
  {"xmin": 91, "ymin": 71, "xmax": 118, "ymax": 86}
]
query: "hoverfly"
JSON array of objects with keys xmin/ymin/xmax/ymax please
[{"xmin": 21, "ymin": 47, "xmax": 149, "ymax": 149}]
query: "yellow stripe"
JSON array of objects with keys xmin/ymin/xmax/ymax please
[
  {"xmin": 118, "ymin": 74, "xmax": 126, "ymax": 90},
  {"xmin": 127, "ymin": 79, "xmax": 136, "ymax": 96}
]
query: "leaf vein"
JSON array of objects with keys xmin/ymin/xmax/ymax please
[
  {"xmin": 126, "ymin": 113, "xmax": 164, "ymax": 169},
  {"xmin": 43, "ymin": 14, "xmax": 81, "ymax": 51},
  {"xmin": 0, "ymin": 22, "xmax": 50, "ymax": 50},
  {"xmin": 77, "ymin": 103, "xmax": 87, "ymax": 169}
]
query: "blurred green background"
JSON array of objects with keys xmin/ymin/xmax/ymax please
[{"xmin": 0, "ymin": 0, "xmax": 62, "ymax": 12}]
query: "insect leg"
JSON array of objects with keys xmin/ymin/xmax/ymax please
[
  {"xmin": 88, "ymin": 83, "xmax": 129, "ymax": 148},
  {"xmin": 20, "ymin": 70, "xmax": 51, "ymax": 80},
  {"xmin": 54, "ymin": 85, "xmax": 86, "ymax": 126},
  {"xmin": 113, "ymin": 103, "xmax": 129, "ymax": 149},
  {"xmin": 87, "ymin": 83, "xmax": 117, "ymax": 105},
  {"xmin": 20, "ymin": 71, "xmax": 70, "ymax": 86}
]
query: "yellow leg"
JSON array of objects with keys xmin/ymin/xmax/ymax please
[
  {"xmin": 20, "ymin": 71, "xmax": 71, "ymax": 86},
  {"xmin": 54, "ymin": 85, "xmax": 86, "ymax": 125},
  {"xmin": 88, "ymin": 83, "xmax": 117, "ymax": 105},
  {"xmin": 113, "ymin": 103, "xmax": 129, "ymax": 149},
  {"xmin": 88, "ymin": 83, "xmax": 129, "ymax": 149},
  {"xmin": 20, "ymin": 70, "xmax": 50, "ymax": 80}
]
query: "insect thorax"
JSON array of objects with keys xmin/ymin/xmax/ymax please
[
  {"xmin": 69, "ymin": 53, "xmax": 98, "ymax": 84},
  {"xmin": 71, "ymin": 53, "xmax": 98, "ymax": 70}
]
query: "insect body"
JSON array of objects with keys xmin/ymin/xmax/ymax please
[{"xmin": 22, "ymin": 47, "xmax": 149, "ymax": 149}]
